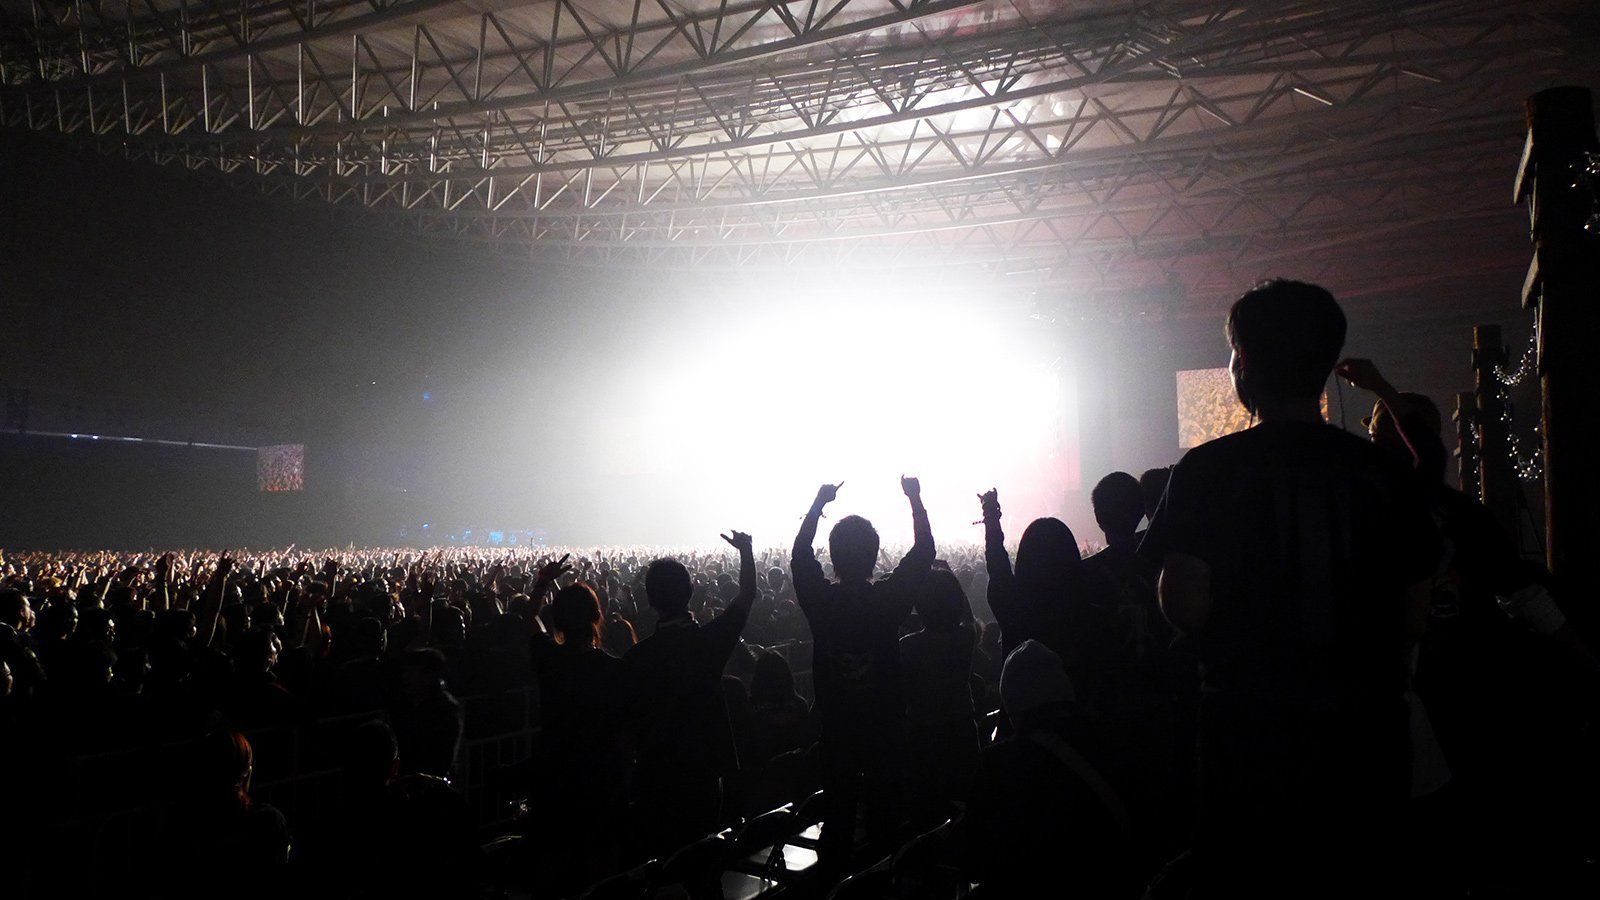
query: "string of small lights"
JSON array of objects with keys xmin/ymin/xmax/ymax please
[{"xmin": 1482, "ymin": 328, "xmax": 1543, "ymax": 482}]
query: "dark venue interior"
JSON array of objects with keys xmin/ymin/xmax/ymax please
[{"xmin": 3, "ymin": 2, "xmax": 1599, "ymax": 898}]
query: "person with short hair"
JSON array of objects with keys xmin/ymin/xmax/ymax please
[
  {"xmin": 1140, "ymin": 279, "xmax": 1437, "ymax": 898},
  {"xmin": 960, "ymin": 640, "xmax": 1133, "ymax": 898},
  {"xmin": 625, "ymin": 529, "xmax": 759, "ymax": 856},
  {"xmin": 792, "ymin": 476, "xmax": 934, "ymax": 865}
]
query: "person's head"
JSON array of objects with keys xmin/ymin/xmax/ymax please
[
  {"xmin": 1091, "ymin": 471, "xmax": 1145, "ymax": 539},
  {"xmin": 1138, "ymin": 467, "xmax": 1171, "ymax": 519},
  {"xmin": 828, "ymin": 515, "xmax": 880, "ymax": 583},
  {"xmin": 219, "ymin": 604, "xmax": 250, "ymax": 645},
  {"xmin": 156, "ymin": 608, "xmax": 198, "ymax": 644},
  {"xmin": 401, "ymin": 647, "xmax": 450, "ymax": 693},
  {"xmin": 0, "ymin": 590, "xmax": 31, "ymax": 631},
  {"xmin": 342, "ymin": 719, "xmax": 400, "ymax": 790},
  {"xmin": 550, "ymin": 583, "xmax": 604, "ymax": 649},
  {"xmin": 915, "ymin": 570, "xmax": 966, "ymax": 629},
  {"xmin": 235, "ymin": 628, "xmax": 282, "ymax": 675},
  {"xmin": 431, "ymin": 603, "xmax": 466, "ymax": 646},
  {"xmin": 38, "ymin": 602, "xmax": 76, "ymax": 640},
  {"xmin": 750, "ymin": 650, "xmax": 798, "ymax": 706},
  {"xmin": 1226, "ymin": 279, "xmax": 1346, "ymax": 415},
  {"xmin": 644, "ymin": 558, "xmax": 693, "ymax": 618},
  {"xmin": 252, "ymin": 601, "xmax": 285, "ymax": 634},
  {"xmin": 1013, "ymin": 517, "xmax": 1081, "ymax": 592},
  {"xmin": 347, "ymin": 616, "xmax": 387, "ymax": 658},
  {"xmin": 76, "ymin": 606, "xmax": 116, "ymax": 646},
  {"xmin": 1000, "ymin": 640, "xmax": 1075, "ymax": 731},
  {"xmin": 194, "ymin": 730, "xmax": 254, "ymax": 808}
]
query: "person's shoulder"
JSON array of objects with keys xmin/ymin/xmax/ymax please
[
  {"xmin": 1171, "ymin": 428, "xmax": 1255, "ymax": 473},
  {"xmin": 245, "ymin": 803, "xmax": 290, "ymax": 838}
]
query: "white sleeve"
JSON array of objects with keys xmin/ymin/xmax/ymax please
[{"xmin": 1497, "ymin": 582, "xmax": 1567, "ymax": 635}]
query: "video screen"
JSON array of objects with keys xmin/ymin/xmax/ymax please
[
  {"xmin": 257, "ymin": 443, "xmax": 306, "ymax": 492},
  {"xmin": 1176, "ymin": 368, "xmax": 1327, "ymax": 448}
]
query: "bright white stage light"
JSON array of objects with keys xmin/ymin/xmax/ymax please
[{"xmin": 602, "ymin": 277, "xmax": 1077, "ymax": 547}]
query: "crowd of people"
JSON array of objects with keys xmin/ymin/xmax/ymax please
[{"xmin": 3, "ymin": 280, "xmax": 1598, "ymax": 899}]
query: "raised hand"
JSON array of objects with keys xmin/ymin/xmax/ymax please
[
  {"xmin": 537, "ymin": 553, "xmax": 573, "ymax": 584},
  {"xmin": 814, "ymin": 482, "xmax": 843, "ymax": 508},
  {"xmin": 978, "ymin": 488, "xmax": 1001, "ymax": 524},
  {"xmin": 720, "ymin": 531, "xmax": 754, "ymax": 553},
  {"xmin": 901, "ymin": 475, "xmax": 921, "ymax": 499},
  {"xmin": 1334, "ymin": 358, "xmax": 1390, "ymax": 394}
]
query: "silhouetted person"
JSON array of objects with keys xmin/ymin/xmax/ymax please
[
  {"xmin": 1138, "ymin": 467, "xmax": 1172, "ymax": 528},
  {"xmin": 625, "ymin": 530, "xmax": 759, "ymax": 857},
  {"xmin": 226, "ymin": 628, "xmax": 298, "ymax": 729},
  {"xmin": 308, "ymin": 719, "xmax": 478, "ymax": 898},
  {"xmin": 1087, "ymin": 471, "xmax": 1188, "ymax": 864},
  {"xmin": 165, "ymin": 730, "xmax": 290, "ymax": 899},
  {"xmin": 529, "ymin": 563, "xmax": 628, "ymax": 895},
  {"xmin": 979, "ymin": 489, "xmax": 1113, "ymax": 699},
  {"xmin": 388, "ymin": 648, "xmax": 463, "ymax": 779},
  {"xmin": 899, "ymin": 568, "xmax": 979, "ymax": 829},
  {"xmin": 0, "ymin": 589, "xmax": 46, "ymax": 701},
  {"xmin": 746, "ymin": 650, "xmax": 816, "ymax": 766},
  {"xmin": 1337, "ymin": 357, "xmax": 1600, "ymax": 889},
  {"xmin": 792, "ymin": 477, "xmax": 933, "ymax": 865},
  {"xmin": 1140, "ymin": 280, "xmax": 1437, "ymax": 898},
  {"xmin": 961, "ymin": 640, "xmax": 1132, "ymax": 898},
  {"xmin": 331, "ymin": 616, "xmax": 389, "ymax": 713},
  {"xmin": 1086, "ymin": 471, "xmax": 1167, "ymax": 673}
]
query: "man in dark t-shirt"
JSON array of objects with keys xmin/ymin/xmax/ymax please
[
  {"xmin": 1139, "ymin": 281, "xmax": 1436, "ymax": 898},
  {"xmin": 792, "ymin": 477, "xmax": 934, "ymax": 865},
  {"xmin": 626, "ymin": 530, "xmax": 758, "ymax": 856}
]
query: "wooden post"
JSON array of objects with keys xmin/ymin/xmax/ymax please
[
  {"xmin": 1473, "ymin": 324, "xmax": 1519, "ymax": 539},
  {"xmin": 1516, "ymin": 85, "xmax": 1600, "ymax": 586},
  {"xmin": 1453, "ymin": 391, "xmax": 1479, "ymax": 499}
]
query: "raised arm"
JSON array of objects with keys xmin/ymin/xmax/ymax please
[
  {"xmin": 791, "ymin": 483, "xmax": 840, "ymax": 608},
  {"xmin": 707, "ymin": 530, "xmax": 759, "ymax": 650},
  {"xmin": 1335, "ymin": 358, "xmax": 1424, "ymax": 468},
  {"xmin": 199, "ymin": 554, "xmax": 233, "ymax": 649},
  {"xmin": 528, "ymin": 554, "xmax": 572, "ymax": 637},
  {"xmin": 895, "ymin": 475, "xmax": 935, "ymax": 574},
  {"xmin": 979, "ymin": 489, "xmax": 1020, "ymax": 637}
]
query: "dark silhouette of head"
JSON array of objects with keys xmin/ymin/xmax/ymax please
[
  {"xmin": 1014, "ymin": 517, "xmax": 1082, "ymax": 593},
  {"xmin": 829, "ymin": 515, "xmax": 880, "ymax": 583},
  {"xmin": 0, "ymin": 589, "xmax": 29, "ymax": 631},
  {"xmin": 342, "ymin": 719, "xmax": 401, "ymax": 791},
  {"xmin": 400, "ymin": 647, "xmax": 450, "ymax": 696},
  {"xmin": 1138, "ymin": 467, "xmax": 1171, "ymax": 519},
  {"xmin": 235, "ymin": 628, "xmax": 281, "ymax": 675},
  {"xmin": 644, "ymin": 558, "xmax": 693, "ymax": 617},
  {"xmin": 1091, "ymin": 471, "xmax": 1145, "ymax": 539},
  {"xmin": 1226, "ymin": 279, "xmax": 1346, "ymax": 415},
  {"xmin": 750, "ymin": 651, "xmax": 799, "ymax": 707},
  {"xmin": 431, "ymin": 603, "xmax": 467, "ymax": 646},
  {"xmin": 347, "ymin": 616, "xmax": 387, "ymax": 658},
  {"xmin": 550, "ymin": 583, "xmax": 604, "ymax": 648},
  {"xmin": 194, "ymin": 730, "xmax": 254, "ymax": 809},
  {"xmin": 915, "ymin": 570, "xmax": 966, "ymax": 629}
]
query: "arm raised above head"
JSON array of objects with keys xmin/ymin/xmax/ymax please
[
  {"xmin": 791, "ymin": 484, "xmax": 839, "ymax": 609},
  {"xmin": 895, "ymin": 475, "xmax": 935, "ymax": 573}
]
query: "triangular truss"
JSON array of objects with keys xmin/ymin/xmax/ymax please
[{"xmin": 3, "ymin": 0, "xmax": 1596, "ymax": 312}]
